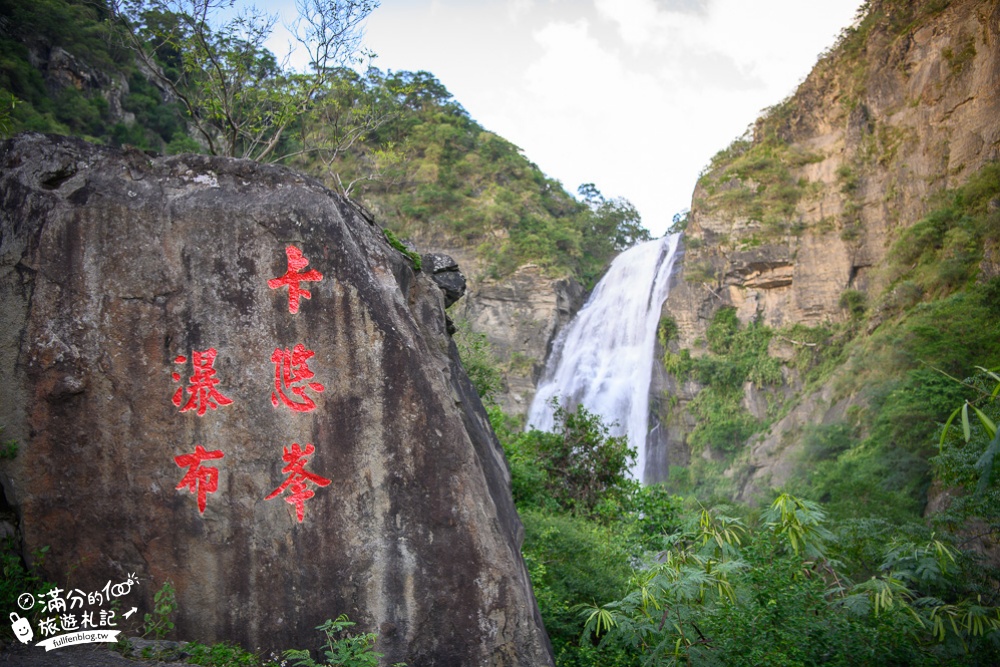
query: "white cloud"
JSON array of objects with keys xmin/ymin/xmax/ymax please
[
  {"xmin": 594, "ymin": 0, "xmax": 666, "ymax": 49},
  {"xmin": 515, "ymin": 19, "xmax": 673, "ymax": 205},
  {"xmin": 506, "ymin": 0, "xmax": 535, "ymax": 22}
]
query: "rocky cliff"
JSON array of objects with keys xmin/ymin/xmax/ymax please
[
  {"xmin": 651, "ymin": 0, "xmax": 1000, "ymax": 498},
  {"xmin": 459, "ymin": 265, "xmax": 583, "ymax": 417},
  {"xmin": 400, "ymin": 239, "xmax": 585, "ymax": 418},
  {"xmin": 0, "ymin": 133, "xmax": 554, "ymax": 665}
]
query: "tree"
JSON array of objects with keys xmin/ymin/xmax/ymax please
[
  {"xmin": 111, "ymin": 0, "xmax": 379, "ymax": 162},
  {"xmin": 577, "ymin": 183, "xmax": 651, "ymax": 252},
  {"xmin": 285, "ymin": 67, "xmax": 403, "ymax": 196},
  {"xmin": 499, "ymin": 401, "xmax": 636, "ymax": 517}
]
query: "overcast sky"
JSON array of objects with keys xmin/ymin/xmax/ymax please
[{"xmin": 273, "ymin": 0, "xmax": 865, "ymax": 236}]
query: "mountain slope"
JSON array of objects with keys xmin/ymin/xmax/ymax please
[{"xmin": 651, "ymin": 0, "xmax": 1000, "ymax": 518}]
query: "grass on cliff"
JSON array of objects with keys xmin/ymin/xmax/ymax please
[
  {"xmin": 885, "ymin": 162, "xmax": 1000, "ymax": 300},
  {"xmin": 661, "ymin": 308, "xmax": 782, "ymax": 461},
  {"xmin": 696, "ymin": 127, "xmax": 822, "ymax": 238},
  {"xmin": 664, "ymin": 160, "xmax": 1000, "ymax": 523}
]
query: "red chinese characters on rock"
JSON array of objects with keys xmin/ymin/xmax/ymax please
[
  {"xmin": 271, "ymin": 343, "xmax": 325, "ymax": 412},
  {"xmin": 166, "ymin": 245, "xmax": 334, "ymax": 523},
  {"xmin": 267, "ymin": 245, "xmax": 323, "ymax": 314},
  {"xmin": 265, "ymin": 443, "xmax": 331, "ymax": 522},
  {"xmin": 172, "ymin": 348, "xmax": 233, "ymax": 415},
  {"xmin": 175, "ymin": 445, "xmax": 224, "ymax": 514}
]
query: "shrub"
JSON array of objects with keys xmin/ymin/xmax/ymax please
[
  {"xmin": 283, "ymin": 614, "xmax": 392, "ymax": 667},
  {"xmin": 452, "ymin": 320, "xmax": 503, "ymax": 404},
  {"xmin": 142, "ymin": 580, "xmax": 177, "ymax": 639},
  {"xmin": 839, "ymin": 289, "xmax": 867, "ymax": 318}
]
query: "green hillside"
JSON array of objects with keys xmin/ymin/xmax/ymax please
[
  {"xmin": 657, "ymin": 0, "xmax": 1000, "ymax": 523},
  {"xmin": 0, "ymin": 0, "xmax": 647, "ymax": 286}
]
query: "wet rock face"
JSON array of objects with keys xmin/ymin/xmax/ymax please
[{"xmin": 0, "ymin": 134, "xmax": 553, "ymax": 666}]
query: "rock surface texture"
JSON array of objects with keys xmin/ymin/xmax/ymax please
[
  {"xmin": 0, "ymin": 133, "xmax": 554, "ymax": 666},
  {"xmin": 458, "ymin": 266, "xmax": 584, "ymax": 417},
  {"xmin": 651, "ymin": 0, "xmax": 1000, "ymax": 495},
  {"xmin": 402, "ymin": 239, "xmax": 585, "ymax": 418}
]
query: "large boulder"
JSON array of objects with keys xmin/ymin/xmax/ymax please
[{"xmin": 0, "ymin": 133, "xmax": 553, "ymax": 666}]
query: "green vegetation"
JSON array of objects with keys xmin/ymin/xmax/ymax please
[
  {"xmin": 0, "ymin": 91, "xmax": 16, "ymax": 137},
  {"xmin": 943, "ymin": 34, "xmax": 977, "ymax": 75},
  {"xmin": 0, "ymin": 0, "xmax": 193, "ymax": 146},
  {"xmin": 0, "ymin": 0, "xmax": 645, "ymax": 286},
  {"xmin": 142, "ymin": 580, "xmax": 178, "ymax": 639},
  {"xmin": 491, "ymin": 401, "xmax": 635, "ymax": 517},
  {"xmin": 114, "ymin": 0, "xmax": 377, "ymax": 162},
  {"xmin": 822, "ymin": 0, "xmax": 953, "ymax": 109},
  {"xmin": 452, "ymin": 319, "xmax": 503, "ymax": 405},
  {"xmin": 283, "ymin": 614, "xmax": 399, "ymax": 667},
  {"xmin": 839, "ymin": 288, "xmax": 867, "ymax": 318},
  {"xmin": 347, "ymin": 78, "xmax": 649, "ymax": 284},
  {"xmin": 7, "ymin": 0, "xmax": 1000, "ymax": 664},
  {"xmin": 661, "ymin": 158, "xmax": 1000, "ymax": 521},
  {"xmin": 120, "ymin": 612, "xmax": 396, "ymax": 666},
  {"xmin": 0, "ymin": 541, "xmax": 51, "ymax": 643},
  {"xmin": 487, "ymin": 404, "xmax": 681, "ymax": 666},
  {"xmin": 697, "ymin": 134, "xmax": 820, "ymax": 237},
  {"xmin": 663, "ymin": 308, "xmax": 781, "ymax": 459},
  {"xmin": 381, "ymin": 228, "xmax": 421, "ymax": 271},
  {"xmin": 476, "ymin": 385, "xmax": 1000, "ymax": 666},
  {"xmin": 183, "ymin": 642, "xmax": 262, "ymax": 666},
  {"xmin": 453, "ymin": 339, "xmax": 997, "ymax": 665},
  {"xmin": 582, "ymin": 493, "xmax": 1000, "ymax": 666},
  {"xmin": 935, "ymin": 367, "xmax": 1000, "ymax": 528},
  {"xmin": 886, "ymin": 162, "xmax": 1000, "ymax": 299},
  {"xmin": 0, "ymin": 425, "xmax": 17, "ymax": 459}
]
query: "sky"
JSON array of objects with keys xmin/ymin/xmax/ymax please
[{"xmin": 269, "ymin": 0, "xmax": 865, "ymax": 236}]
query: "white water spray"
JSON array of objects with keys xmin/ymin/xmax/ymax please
[{"xmin": 526, "ymin": 234, "xmax": 681, "ymax": 482}]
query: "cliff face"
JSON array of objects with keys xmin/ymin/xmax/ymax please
[
  {"xmin": 0, "ymin": 133, "xmax": 553, "ymax": 666},
  {"xmin": 652, "ymin": 0, "xmax": 1000, "ymax": 497},
  {"xmin": 401, "ymin": 237, "xmax": 585, "ymax": 418},
  {"xmin": 460, "ymin": 266, "xmax": 584, "ymax": 416}
]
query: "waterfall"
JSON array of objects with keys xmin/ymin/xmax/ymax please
[{"xmin": 526, "ymin": 234, "xmax": 681, "ymax": 482}]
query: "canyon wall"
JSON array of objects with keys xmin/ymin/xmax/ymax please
[{"xmin": 651, "ymin": 0, "xmax": 1000, "ymax": 496}]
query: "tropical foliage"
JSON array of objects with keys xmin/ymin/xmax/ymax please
[{"xmin": 479, "ymin": 394, "xmax": 1000, "ymax": 666}]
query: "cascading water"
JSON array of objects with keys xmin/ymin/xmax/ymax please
[{"xmin": 527, "ymin": 234, "xmax": 681, "ymax": 482}]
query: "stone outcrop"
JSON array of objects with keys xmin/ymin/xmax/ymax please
[
  {"xmin": 422, "ymin": 253, "xmax": 467, "ymax": 308},
  {"xmin": 401, "ymin": 238, "xmax": 585, "ymax": 418},
  {"xmin": 651, "ymin": 0, "xmax": 1000, "ymax": 496},
  {"xmin": 0, "ymin": 133, "xmax": 553, "ymax": 666},
  {"xmin": 458, "ymin": 266, "xmax": 585, "ymax": 417}
]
